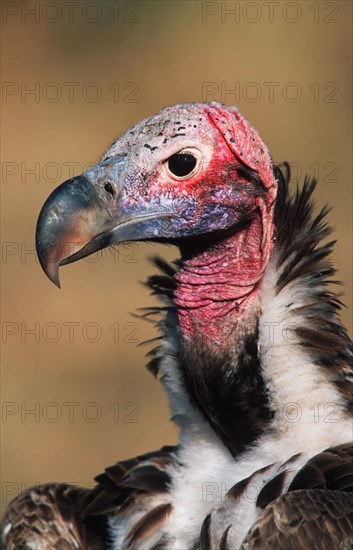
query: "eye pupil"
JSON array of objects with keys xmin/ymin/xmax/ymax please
[{"xmin": 168, "ymin": 153, "xmax": 197, "ymax": 177}]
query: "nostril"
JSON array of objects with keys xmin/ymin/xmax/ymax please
[{"xmin": 104, "ymin": 182, "xmax": 115, "ymax": 199}]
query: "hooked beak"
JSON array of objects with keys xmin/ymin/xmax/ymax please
[{"xmin": 35, "ymin": 156, "xmax": 173, "ymax": 287}]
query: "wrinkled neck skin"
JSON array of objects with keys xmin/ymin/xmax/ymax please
[{"xmin": 174, "ymin": 208, "xmax": 275, "ymax": 352}]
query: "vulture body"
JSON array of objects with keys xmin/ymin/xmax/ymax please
[{"xmin": 2, "ymin": 102, "xmax": 353, "ymax": 549}]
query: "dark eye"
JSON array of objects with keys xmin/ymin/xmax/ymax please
[{"xmin": 168, "ymin": 153, "xmax": 197, "ymax": 177}]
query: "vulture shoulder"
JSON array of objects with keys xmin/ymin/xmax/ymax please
[{"xmin": 1, "ymin": 446, "xmax": 177, "ymax": 549}]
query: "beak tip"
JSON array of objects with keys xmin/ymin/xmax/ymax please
[
  {"xmin": 53, "ymin": 276, "xmax": 61, "ymax": 290},
  {"xmin": 46, "ymin": 265, "xmax": 61, "ymax": 289},
  {"xmin": 38, "ymin": 253, "xmax": 62, "ymax": 288}
]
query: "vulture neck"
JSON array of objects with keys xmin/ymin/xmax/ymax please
[
  {"xmin": 151, "ymin": 172, "xmax": 353, "ymax": 460},
  {"xmin": 174, "ymin": 213, "xmax": 272, "ymax": 352}
]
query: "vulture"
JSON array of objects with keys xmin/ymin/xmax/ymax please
[{"xmin": 2, "ymin": 102, "xmax": 353, "ymax": 549}]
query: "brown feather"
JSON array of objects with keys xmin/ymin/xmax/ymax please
[
  {"xmin": 241, "ymin": 489, "xmax": 353, "ymax": 550},
  {"xmin": 124, "ymin": 503, "xmax": 172, "ymax": 549}
]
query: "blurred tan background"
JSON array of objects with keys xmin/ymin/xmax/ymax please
[{"xmin": 1, "ymin": 0, "xmax": 352, "ymax": 513}]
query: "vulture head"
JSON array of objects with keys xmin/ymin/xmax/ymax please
[{"xmin": 36, "ymin": 102, "xmax": 278, "ymax": 347}]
